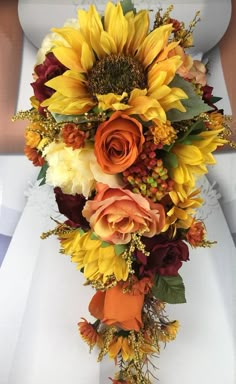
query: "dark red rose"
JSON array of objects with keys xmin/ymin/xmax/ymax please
[
  {"xmin": 136, "ymin": 236, "xmax": 189, "ymax": 277},
  {"xmin": 54, "ymin": 187, "xmax": 89, "ymax": 229},
  {"xmin": 31, "ymin": 52, "xmax": 67, "ymax": 113}
]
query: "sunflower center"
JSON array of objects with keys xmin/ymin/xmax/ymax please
[{"xmin": 87, "ymin": 54, "xmax": 147, "ymax": 96}]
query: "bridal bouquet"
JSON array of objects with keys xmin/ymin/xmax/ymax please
[{"xmin": 14, "ymin": 1, "xmax": 233, "ymax": 383}]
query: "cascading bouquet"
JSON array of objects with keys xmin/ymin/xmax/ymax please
[{"xmin": 13, "ymin": 1, "xmax": 234, "ymax": 383}]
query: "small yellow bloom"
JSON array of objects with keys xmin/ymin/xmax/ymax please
[
  {"xmin": 25, "ymin": 121, "xmax": 45, "ymax": 148},
  {"xmin": 108, "ymin": 336, "xmax": 134, "ymax": 361},
  {"xmin": 163, "ymin": 187, "xmax": 203, "ymax": 231},
  {"xmin": 150, "ymin": 119, "xmax": 177, "ymax": 146},
  {"xmin": 108, "ymin": 334, "xmax": 155, "ymax": 361},
  {"xmin": 159, "ymin": 320, "xmax": 180, "ymax": 342},
  {"xmin": 60, "ymin": 230, "xmax": 129, "ymax": 284},
  {"xmin": 25, "ymin": 130, "xmax": 41, "ymax": 148},
  {"xmin": 205, "ymin": 111, "xmax": 225, "ymax": 131}
]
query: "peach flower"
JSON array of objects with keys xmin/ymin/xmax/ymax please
[
  {"xmin": 168, "ymin": 45, "xmax": 193, "ymax": 79},
  {"xmin": 94, "ymin": 111, "xmax": 145, "ymax": 174},
  {"xmin": 89, "ymin": 283, "xmax": 144, "ymax": 331},
  {"xmin": 82, "ymin": 183, "xmax": 165, "ymax": 244},
  {"xmin": 186, "ymin": 60, "xmax": 207, "ymax": 86}
]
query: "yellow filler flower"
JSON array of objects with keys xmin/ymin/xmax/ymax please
[{"xmin": 41, "ymin": 2, "xmax": 187, "ymax": 121}]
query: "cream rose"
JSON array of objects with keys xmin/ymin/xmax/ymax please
[{"xmin": 82, "ymin": 183, "xmax": 166, "ymax": 244}]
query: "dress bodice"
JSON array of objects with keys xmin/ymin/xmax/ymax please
[{"xmin": 18, "ymin": 0, "xmax": 232, "ymax": 57}]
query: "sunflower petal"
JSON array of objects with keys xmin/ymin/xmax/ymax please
[
  {"xmin": 45, "ymin": 74, "xmax": 89, "ymax": 98},
  {"xmin": 100, "ymin": 31, "xmax": 117, "ymax": 54},
  {"xmin": 52, "ymin": 47, "xmax": 83, "ymax": 71},
  {"xmin": 137, "ymin": 24, "xmax": 172, "ymax": 68},
  {"xmin": 125, "ymin": 10, "xmax": 149, "ymax": 55},
  {"xmin": 52, "ymin": 27, "xmax": 84, "ymax": 52},
  {"xmin": 97, "ymin": 92, "xmax": 128, "ymax": 111},
  {"xmin": 42, "ymin": 93, "xmax": 95, "ymax": 115},
  {"xmin": 80, "ymin": 42, "xmax": 96, "ymax": 71},
  {"xmin": 104, "ymin": 2, "xmax": 128, "ymax": 53}
]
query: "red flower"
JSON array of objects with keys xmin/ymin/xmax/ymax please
[
  {"xmin": 201, "ymin": 85, "xmax": 218, "ymax": 111},
  {"xmin": 136, "ymin": 236, "xmax": 189, "ymax": 277},
  {"xmin": 54, "ymin": 187, "xmax": 89, "ymax": 229},
  {"xmin": 62, "ymin": 123, "xmax": 86, "ymax": 150},
  {"xmin": 186, "ymin": 220, "xmax": 205, "ymax": 247},
  {"xmin": 31, "ymin": 52, "xmax": 67, "ymax": 113}
]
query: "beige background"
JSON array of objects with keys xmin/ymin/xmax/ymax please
[{"xmin": 0, "ymin": 0, "xmax": 235, "ymax": 153}]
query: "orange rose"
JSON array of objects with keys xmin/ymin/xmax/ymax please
[
  {"xmin": 94, "ymin": 111, "xmax": 145, "ymax": 174},
  {"xmin": 89, "ymin": 283, "xmax": 144, "ymax": 331},
  {"xmin": 82, "ymin": 183, "xmax": 165, "ymax": 244}
]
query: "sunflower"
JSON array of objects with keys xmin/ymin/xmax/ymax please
[
  {"xmin": 163, "ymin": 187, "xmax": 203, "ymax": 232},
  {"xmin": 59, "ymin": 229, "xmax": 129, "ymax": 284},
  {"xmin": 170, "ymin": 128, "xmax": 227, "ymax": 196},
  {"xmin": 40, "ymin": 2, "xmax": 187, "ymax": 121}
]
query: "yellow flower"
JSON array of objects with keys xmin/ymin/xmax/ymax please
[
  {"xmin": 25, "ymin": 130, "xmax": 41, "ymax": 148},
  {"xmin": 41, "ymin": 2, "xmax": 187, "ymax": 120},
  {"xmin": 170, "ymin": 129, "xmax": 226, "ymax": 193},
  {"xmin": 60, "ymin": 230, "xmax": 129, "ymax": 284},
  {"xmin": 159, "ymin": 320, "xmax": 180, "ymax": 342},
  {"xmin": 108, "ymin": 336, "xmax": 134, "ymax": 361},
  {"xmin": 163, "ymin": 187, "xmax": 203, "ymax": 232},
  {"xmin": 108, "ymin": 334, "xmax": 155, "ymax": 361},
  {"xmin": 25, "ymin": 121, "xmax": 45, "ymax": 148},
  {"xmin": 150, "ymin": 119, "xmax": 177, "ymax": 146},
  {"xmin": 205, "ymin": 111, "xmax": 225, "ymax": 130}
]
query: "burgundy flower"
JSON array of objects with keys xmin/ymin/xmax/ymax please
[
  {"xmin": 31, "ymin": 52, "xmax": 67, "ymax": 112},
  {"xmin": 136, "ymin": 236, "xmax": 189, "ymax": 277},
  {"xmin": 201, "ymin": 84, "xmax": 218, "ymax": 110},
  {"xmin": 54, "ymin": 187, "xmax": 89, "ymax": 229}
]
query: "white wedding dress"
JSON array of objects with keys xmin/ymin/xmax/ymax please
[{"xmin": 0, "ymin": 1, "xmax": 235, "ymax": 383}]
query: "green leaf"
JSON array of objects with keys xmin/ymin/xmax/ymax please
[
  {"xmin": 164, "ymin": 152, "xmax": 178, "ymax": 169},
  {"xmin": 37, "ymin": 162, "xmax": 48, "ymax": 186},
  {"xmin": 176, "ymin": 119, "xmax": 205, "ymax": 144},
  {"xmin": 167, "ymin": 75, "xmax": 213, "ymax": 122},
  {"xmin": 120, "ymin": 0, "xmax": 136, "ymax": 14},
  {"xmin": 210, "ymin": 96, "xmax": 222, "ymax": 104},
  {"xmin": 114, "ymin": 243, "xmax": 127, "ymax": 256},
  {"xmin": 90, "ymin": 232, "xmax": 98, "ymax": 240},
  {"xmin": 101, "ymin": 240, "xmax": 112, "ymax": 248},
  {"xmin": 180, "ymin": 135, "xmax": 204, "ymax": 145},
  {"xmin": 78, "ymin": 228, "xmax": 85, "ymax": 236},
  {"xmin": 52, "ymin": 112, "xmax": 86, "ymax": 124},
  {"xmin": 152, "ymin": 274, "xmax": 186, "ymax": 304}
]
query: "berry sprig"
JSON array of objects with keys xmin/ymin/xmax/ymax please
[{"xmin": 123, "ymin": 141, "xmax": 174, "ymax": 202}]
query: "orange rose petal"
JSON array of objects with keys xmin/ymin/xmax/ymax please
[
  {"xmin": 103, "ymin": 284, "xmax": 144, "ymax": 331},
  {"xmin": 89, "ymin": 290, "xmax": 105, "ymax": 320}
]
